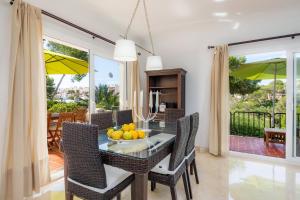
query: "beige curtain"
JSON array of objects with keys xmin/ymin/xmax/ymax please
[
  {"xmin": 129, "ymin": 61, "xmax": 141, "ymax": 122},
  {"xmin": 208, "ymin": 45, "xmax": 230, "ymax": 156},
  {"xmin": 0, "ymin": 0, "xmax": 50, "ymax": 199}
]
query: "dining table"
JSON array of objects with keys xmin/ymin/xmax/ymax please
[{"xmin": 63, "ymin": 121, "xmax": 177, "ymax": 200}]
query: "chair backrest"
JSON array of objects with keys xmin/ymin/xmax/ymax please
[
  {"xmin": 186, "ymin": 113, "xmax": 199, "ymax": 155},
  {"xmin": 91, "ymin": 112, "xmax": 113, "ymax": 130},
  {"xmin": 47, "ymin": 113, "xmax": 51, "ymax": 131},
  {"xmin": 165, "ymin": 109, "xmax": 185, "ymax": 123},
  {"xmin": 74, "ymin": 108, "xmax": 87, "ymax": 123},
  {"xmin": 116, "ymin": 110, "xmax": 133, "ymax": 126},
  {"xmin": 62, "ymin": 122, "xmax": 107, "ymax": 189},
  {"xmin": 168, "ymin": 116, "xmax": 190, "ymax": 171},
  {"xmin": 57, "ymin": 112, "xmax": 75, "ymax": 129}
]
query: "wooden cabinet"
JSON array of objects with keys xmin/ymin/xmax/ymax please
[{"xmin": 145, "ymin": 68, "xmax": 186, "ymax": 121}]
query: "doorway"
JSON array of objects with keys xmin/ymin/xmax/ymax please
[{"xmin": 229, "ymin": 51, "xmax": 287, "ymax": 158}]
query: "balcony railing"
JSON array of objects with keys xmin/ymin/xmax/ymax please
[{"xmin": 230, "ymin": 111, "xmax": 288, "ymax": 138}]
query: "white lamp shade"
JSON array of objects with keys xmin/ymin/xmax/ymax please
[
  {"xmin": 113, "ymin": 39, "xmax": 137, "ymax": 62},
  {"xmin": 146, "ymin": 56, "xmax": 163, "ymax": 70}
]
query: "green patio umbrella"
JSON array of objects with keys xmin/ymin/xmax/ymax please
[{"xmin": 232, "ymin": 58, "xmax": 287, "ymax": 127}]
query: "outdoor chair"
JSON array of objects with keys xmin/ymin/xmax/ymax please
[
  {"xmin": 116, "ymin": 110, "xmax": 133, "ymax": 126},
  {"xmin": 185, "ymin": 112, "xmax": 200, "ymax": 199},
  {"xmin": 91, "ymin": 112, "xmax": 113, "ymax": 130},
  {"xmin": 165, "ymin": 109, "xmax": 185, "ymax": 123},
  {"xmin": 49, "ymin": 112, "xmax": 75, "ymax": 148},
  {"xmin": 148, "ymin": 116, "xmax": 191, "ymax": 200},
  {"xmin": 74, "ymin": 108, "xmax": 87, "ymax": 123},
  {"xmin": 62, "ymin": 123, "xmax": 134, "ymax": 200}
]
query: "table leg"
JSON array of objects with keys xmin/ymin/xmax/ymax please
[
  {"xmin": 266, "ymin": 132, "xmax": 269, "ymax": 147},
  {"xmin": 131, "ymin": 173, "xmax": 148, "ymax": 200}
]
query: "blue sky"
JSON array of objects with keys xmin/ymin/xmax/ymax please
[{"xmin": 50, "ymin": 55, "xmax": 120, "ymax": 88}]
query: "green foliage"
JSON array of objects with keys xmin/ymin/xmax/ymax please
[
  {"xmin": 229, "ymin": 56, "xmax": 261, "ymax": 95},
  {"xmin": 47, "ymin": 41, "xmax": 88, "ymax": 61},
  {"xmin": 95, "ymin": 84, "xmax": 119, "ymax": 110},
  {"xmin": 46, "ymin": 75, "xmax": 56, "ymax": 99},
  {"xmin": 48, "ymin": 102, "xmax": 80, "ymax": 113}
]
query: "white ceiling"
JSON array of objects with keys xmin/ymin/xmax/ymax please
[{"xmin": 26, "ymin": 0, "xmax": 300, "ymax": 42}]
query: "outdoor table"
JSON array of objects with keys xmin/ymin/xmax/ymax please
[
  {"xmin": 63, "ymin": 121, "xmax": 177, "ymax": 200},
  {"xmin": 264, "ymin": 128, "xmax": 286, "ymax": 147}
]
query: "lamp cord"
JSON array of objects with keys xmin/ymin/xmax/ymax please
[
  {"xmin": 142, "ymin": 0, "xmax": 155, "ymax": 55},
  {"xmin": 125, "ymin": 0, "xmax": 141, "ymax": 39},
  {"xmin": 124, "ymin": 0, "xmax": 155, "ymax": 55}
]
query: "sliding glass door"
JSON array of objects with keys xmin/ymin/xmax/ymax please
[
  {"xmin": 294, "ymin": 53, "xmax": 300, "ymax": 157},
  {"xmin": 89, "ymin": 53, "xmax": 121, "ymax": 114}
]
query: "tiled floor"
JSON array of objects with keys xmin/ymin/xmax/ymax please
[
  {"xmin": 230, "ymin": 135, "xmax": 285, "ymax": 158},
  {"xmin": 48, "ymin": 150, "xmax": 64, "ymax": 172},
  {"xmin": 35, "ymin": 152, "xmax": 300, "ymax": 200}
]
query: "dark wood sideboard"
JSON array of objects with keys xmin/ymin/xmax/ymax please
[{"xmin": 145, "ymin": 68, "xmax": 186, "ymax": 121}]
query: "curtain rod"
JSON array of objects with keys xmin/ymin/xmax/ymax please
[
  {"xmin": 208, "ymin": 33, "xmax": 300, "ymax": 49},
  {"xmin": 9, "ymin": 0, "xmax": 152, "ymax": 55}
]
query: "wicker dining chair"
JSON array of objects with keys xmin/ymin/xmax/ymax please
[
  {"xmin": 62, "ymin": 123, "xmax": 134, "ymax": 200},
  {"xmin": 49, "ymin": 112, "xmax": 75, "ymax": 148},
  {"xmin": 74, "ymin": 108, "xmax": 87, "ymax": 123},
  {"xmin": 91, "ymin": 112, "xmax": 113, "ymax": 130},
  {"xmin": 164, "ymin": 109, "xmax": 185, "ymax": 123},
  {"xmin": 116, "ymin": 110, "xmax": 133, "ymax": 126},
  {"xmin": 185, "ymin": 113, "xmax": 200, "ymax": 199},
  {"xmin": 148, "ymin": 116, "xmax": 191, "ymax": 200}
]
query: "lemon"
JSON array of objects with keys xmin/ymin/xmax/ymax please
[
  {"xmin": 129, "ymin": 123, "xmax": 136, "ymax": 131},
  {"xmin": 107, "ymin": 128, "xmax": 114, "ymax": 138},
  {"xmin": 138, "ymin": 130, "xmax": 145, "ymax": 139},
  {"xmin": 130, "ymin": 130, "xmax": 138, "ymax": 139},
  {"xmin": 111, "ymin": 131, "xmax": 122, "ymax": 140},
  {"xmin": 122, "ymin": 124, "xmax": 130, "ymax": 132},
  {"xmin": 123, "ymin": 131, "xmax": 132, "ymax": 140}
]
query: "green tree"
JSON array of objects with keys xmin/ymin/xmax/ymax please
[
  {"xmin": 229, "ymin": 56, "xmax": 261, "ymax": 95},
  {"xmin": 95, "ymin": 84, "xmax": 119, "ymax": 110},
  {"xmin": 46, "ymin": 75, "xmax": 55, "ymax": 99}
]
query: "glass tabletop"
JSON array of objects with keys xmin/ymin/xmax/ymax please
[{"xmin": 98, "ymin": 121, "xmax": 177, "ymax": 159}]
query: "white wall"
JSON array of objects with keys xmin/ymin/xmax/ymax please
[{"xmin": 152, "ymin": 9, "xmax": 300, "ymax": 149}]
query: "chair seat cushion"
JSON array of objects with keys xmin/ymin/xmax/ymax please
[
  {"xmin": 151, "ymin": 154, "xmax": 186, "ymax": 175},
  {"xmin": 68, "ymin": 165, "xmax": 132, "ymax": 194}
]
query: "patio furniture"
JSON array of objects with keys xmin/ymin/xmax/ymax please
[
  {"xmin": 62, "ymin": 121, "xmax": 177, "ymax": 200},
  {"xmin": 49, "ymin": 112, "xmax": 75, "ymax": 148},
  {"xmin": 185, "ymin": 113, "xmax": 200, "ymax": 199},
  {"xmin": 74, "ymin": 108, "xmax": 87, "ymax": 123},
  {"xmin": 91, "ymin": 112, "xmax": 113, "ymax": 130},
  {"xmin": 47, "ymin": 113, "xmax": 57, "ymax": 148},
  {"xmin": 148, "ymin": 116, "xmax": 191, "ymax": 200},
  {"xmin": 116, "ymin": 110, "xmax": 133, "ymax": 125},
  {"xmin": 264, "ymin": 128, "xmax": 286, "ymax": 147},
  {"xmin": 165, "ymin": 109, "xmax": 185, "ymax": 123},
  {"xmin": 62, "ymin": 123, "xmax": 134, "ymax": 200}
]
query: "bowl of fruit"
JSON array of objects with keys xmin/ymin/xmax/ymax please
[{"xmin": 106, "ymin": 123, "xmax": 147, "ymax": 142}]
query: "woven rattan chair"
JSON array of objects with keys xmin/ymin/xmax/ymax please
[
  {"xmin": 62, "ymin": 122, "xmax": 134, "ymax": 200},
  {"xmin": 148, "ymin": 116, "xmax": 191, "ymax": 200},
  {"xmin": 49, "ymin": 112, "xmax": 75, "ymax": 148},
  {"xmin": 185, "ymin": 113, "xmax": 199, "ymax": 199},
  {"xmin": 91, "ymin": 112, "xmax": 113, "ymax": 130},
  {"xmin": 116, "ymin": 110, "xmax": 133, "ymax": 126},
  {"xmin": 165, "ymin": 109, "xmax": 185, "ymax": 123}
]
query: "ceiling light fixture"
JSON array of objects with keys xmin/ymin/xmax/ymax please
[
  {"xmin": 113, "ymin": 0, "xmax": 141, "ymax": 62},
  {"xmin": 213, "ymin": 12, "xmax": 228, "ymax": 17},
  {"xmin": 113, "ymin": 0, "xmax": 163, "ymax": 70}
]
